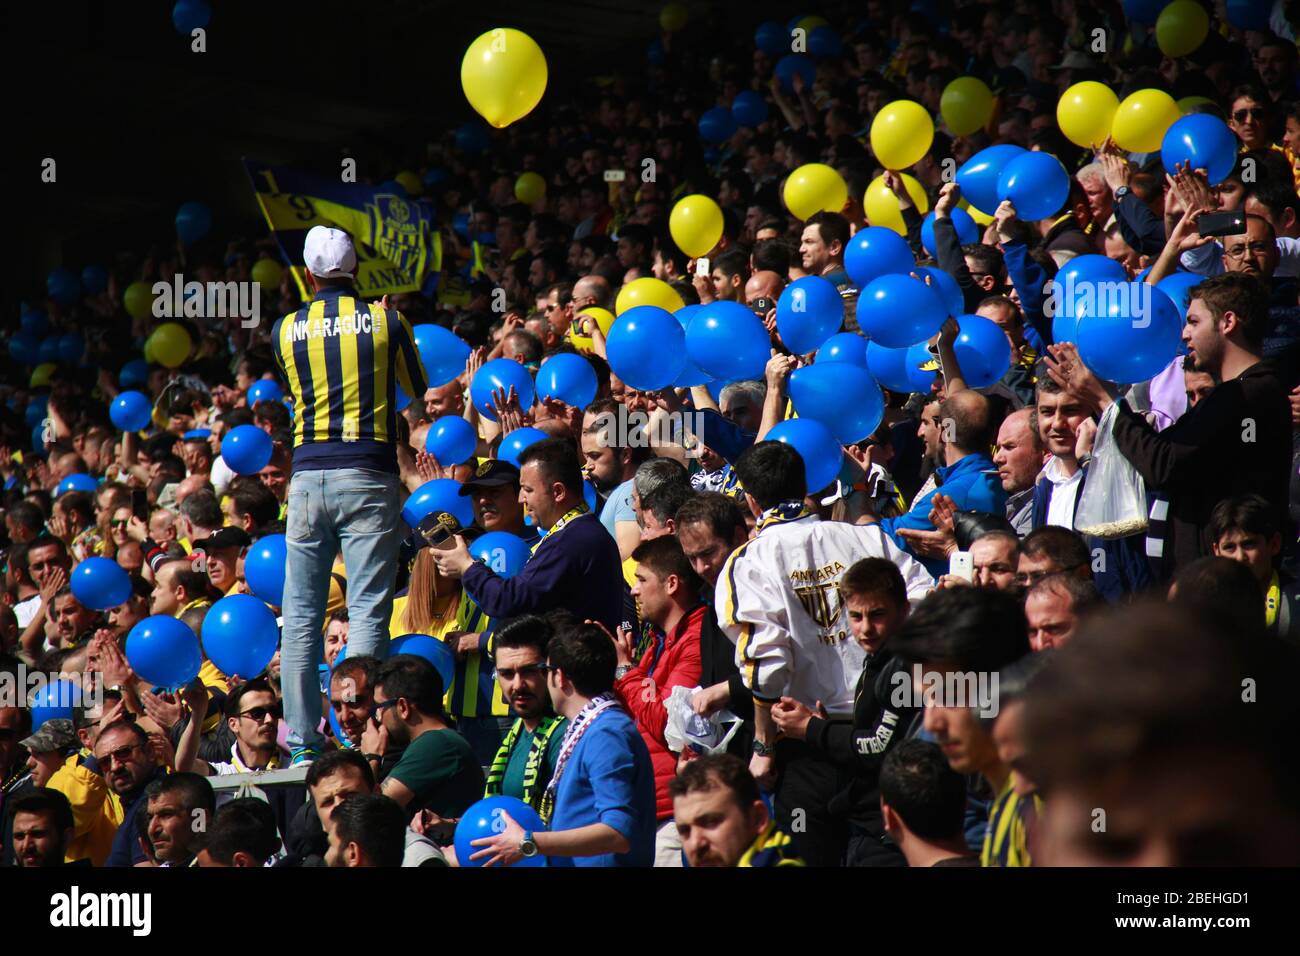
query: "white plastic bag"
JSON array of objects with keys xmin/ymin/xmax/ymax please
[
  {"xmin": 664, "ymin": 685, "xmax": 742, "ymax": 755},
  {"xmin": 1074, "ymin": 402, "xmax": 1148, "ymax": 539}
]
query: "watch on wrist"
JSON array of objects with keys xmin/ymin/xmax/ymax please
[
  {"xmin": 1114, "ymin": 185, "xmax": 1130, "ymax": 200},
  {"xmin": 519, "ymin": 830, "xmax": 539, "ymax": 858},
  {"xmin": 363, "ymin": 752, "xmax": 383, "ymax": 763},
  {"xmin": 752, "ymin": 739, "xmax": 774, "ymax": 757},
  {"xmin": 614, "ymin": 664, "xmax": 633, "ymax": 680}
]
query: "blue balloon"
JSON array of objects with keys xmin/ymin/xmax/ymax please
[
  {"xmin": 953, "ymin": 314, "xmax": 1013, "ymax": 389},
  {"xmin": 26, "ymin": 396, "xmax": 49, "ymax": 428},
  {"xmin": 866, "ymin": 341, "xmax": 936, "ymax": 394},
  {"xmin": 731, "ymin": 90, "xmax": 768, "ymax": 127},
  {"xmin": 699, "ymin": 107, "xmax": 738, "ymax": 144},
  {"xmin": 674, "ymin": 304, "xmax": 702, "ymax": 330},
  {"xmin": 380, "ymin": 179, "xmax": 408, "ymax": 198},
  {"xmin": 221, "ymin": 424, "xmax": 273, "ymax": 475},
  {"xmin": 767, "ymin": 418, "xmax": 843, "ymax": 495},
  {"xmin": 1155, "ymin": 272, "xmax": 1202, "ymax": 320},
  {"xmin": 646, "ymin": 36, "xmax": 665, "ymax": 65},
  {"xmin": 21, "ymin": 308, "xmax": 49, "ymax": 337},
  {"xmin": 58, "ymin": 333, "xmax": 84, "ymax": 365},
  {"xmin": 452, "ymin": 212, "xmax": 471, "ymax": 240},
  {"xmin": 244, "ymin": 534, "xmax": 287, "ymax": 607},
  {"xmin": 81, "ymin": 264, "xmax": 109, "ymax": 295},
  {"xmin": 777, "ymin": 276, "xmax": 843, "ymax": 355},
  {"xmin": 203, "ymin": 594, "xmax": 279, "ymax": 678},
  {"xmin": 120, "ymin": 358, "xmax": 149, "ymax": 388},
  {"xmin": 808, "ymin": 25, "xmax": 843, "ymax": 58},
  {"xmin": 126, "ymin": 616, "xmax": 203, "ymax": 690},
  {"xmin": 818, "ymin": 332, "xmax": 868, "ymax": 366},
  {"xmin": 9, "ymin": 332, "xmax": 41, "ymax": 366},
  {"xmin": 39, "ymin": 337, "xmax": 60, "ymax": 364},
  {"xmin": 425, "ymin": 415, "xmax": 478, "ymax": 465},
  {"xmin": 402, "ymin": 478, "xmax": 473, "ymax": 529},
  {"xmin": 1122, "ymin": 0, "xmax": 1165, "ymax": 23},
  {"xmin": 412, "ymin": 323, "xmax": 471, "ymax": 388},
  {"xmin": 1076, "ymin": 283, "xmax": 1183, "ymax": 384},
  {"xmin": 607, "ymin": 306, "xmax": 687, "ymax": 390},
  {"xmin": 56, "ymin": 474, "xmax": 98, "ymax": 497},
  {"xmin": 470, "ymin": 358, "xmax": 536, "ymax": 422},
  {"xmin": 686, "ymin": 301, "xmax": 770, "ymax": 381},
  {"xmin": 110, "ymin": 391, "xmax": 152, "ymax": 432},
  {"xmin": 394, "ymin": 385, "xmax": 413, "ymax": 413},
  {"xmin": 175, "ymin": 201, "xmax": 212, "ymax": 244},
  {"xmin": 775, "ymin": 54, "xmax": 816, "ymax": 93},
  {"xmin": 856, "ymin": 274, "xmax": 947, "ymax": 348},
  {"xmin": 70, "ymin": 557, "xmax": 132, "ymax": 611},
  {"xmin": 956, "ymin": 144, "xmax": 1026, "ymax": 216},
  {"xmin": 456, "ymin": 122, "xmax": 490, "ymax": 155},
  {"xmin": 31, "ymin": 422, "xmax": 48, "ymax": 456},
  {"xmin": 172, "ymin": 0, "xmax": 211, "ymax": 33},
  {"xmin": 536, "ymin": 353, "xmax": 597, "ymax": 408},
  {"xmin": 1226, "ymin": 0, "xmax": 1270, "ymax": 30},
  {"xmin": 844, "ymin": 226, "xmax": 915, "ymax": 288},
  {"xmin": 997, "ymin": 151, "xmax": 1070, "ymax": 222},
  {"xmin": 424, "ymin": 167, "xmax": 449, "ymax": 189},
  {"xmin": 914, "ymin": 266, "xmax": 964, "ymax": 320},
  {"xmin": 47, "ymin": 268, "xmax": 80, "ymax": 306},
  {"xmin": 454, "ymin": 796, "xmax": 547, "ymax": 868},
  {"xmin": 29, "ymin": 679, "xmax": 83, "ymax": 731},
  {"xmin": 499, "ymin": 427, "xmax": 548, "ymax": 468},
  {"xmin": 672, "ymin": 305, "xmax": 714, "ymax": 385},
  {"xmin": 247, "ymin": 379, "xmax": 283, "ymax": 406},
  {"xmin": 470, "ymin": 531, "xmax": 533, "ymax": 579},
  {"xmin": 788, "ymin": 362, "xmax": 886, "ymax": 444},
  {"xmin": 921, "ymin": 209, "xmax": 979, "ymax": 257},
  {"xmin": 1161, "ymin": 114, "xmax": 1238, "ymax": 186},
  {"xmin": 755, "ymin": 20, "xmax": 787, "ymax": 55},
  {"xmin": 389, "ymin": 635, "xmax": 456, "ymax": 692},
  {"xmin": 1049, "ymin": 254, "xmax": 1131, "ymax": 338}
]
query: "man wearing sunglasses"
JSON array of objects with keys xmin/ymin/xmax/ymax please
[
  {"xmin": 96, "ymin": 719, "xmax": 165, "ymax": 867},
  {"xmin": 177, "ymin": 678, "xmax": 285, "ymax": 776}
]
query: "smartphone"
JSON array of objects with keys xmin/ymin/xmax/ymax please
[
  {"xmin": 695, "ymin": 257, "xmax": 711, "ymax": 278},
  {"xmin": 131, "ymin": 489, "xmax": 149, "ymax": 522},
  {"xmin": 750, "ymin": 296, "xmax": 775, "ymax": 316},
  {"xmin": 1198, "ymin": 211, "xmax": 1246, "ymax": 238},
  {"xmin": 603, "ymin": 169, "xmax": 626, "ymax": 183},
  {"xmin": 949, "ymin": 551, "xmax": 974, "ymax": 583},
  {"xmin": 417, "ymin": 510, "xmax": 464, "ymax": 550}
]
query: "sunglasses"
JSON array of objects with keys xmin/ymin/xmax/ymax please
[
  {"xmin": 111, "ymin": 520, "xmax": 129, "ymax": 529},
  {"xmin": 239, "ymin": 704, "xmax": 282, "ymax": 722},
  {"xmin": 1233, "ymin": 108, "xmax": 1267, "ymax": 122},
  {"xmin": 99, "ymin": 743, "xmax": 143, "ymax": 766}
]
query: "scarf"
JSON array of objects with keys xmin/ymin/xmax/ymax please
[
  {"xmin": 484, "ymin": 715, "xmax": 565, "ymax": 812},
  {"xmin": 757, "ymin": 500, "xmax": 811, "ymax": 532},
  {"xmin": 539, "ymin": 692, "xmax": 622, "ymax": 824}
]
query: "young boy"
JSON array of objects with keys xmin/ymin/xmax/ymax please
[{"xmin": 1209, "ymin": 494, "xmax": 1300, "ymax": 645}]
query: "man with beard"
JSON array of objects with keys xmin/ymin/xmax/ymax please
[
  {"xmin": 96, "ymin": 720, "xmax": 166, "ymax": 866},
  {"xmin": 177, "ymin": 679, "xmax": 285, "ymax": 775},
  {"xmin": 327, "ymin": 655, "xmax": 380, "ymax": 752},
  {"xmin": 143, "ymin": 772, "xmax": 215, "ymax": 867},
  {"xmin": 9, "ymin": 789, "xmax": 84, "ymax": 867},
  {"xmin": 582, "ymin": 399, "xmax": 649, "ymax": 559}
]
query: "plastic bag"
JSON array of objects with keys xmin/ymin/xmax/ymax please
[
  {"xmin": 1074, "ymin": 402, "xmax": 1148, "ymax": 539},
  {"xmin": 664, "ymin": 685, "xmax": 742, "ymax": 755}
]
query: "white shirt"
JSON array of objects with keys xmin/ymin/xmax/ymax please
[
  {"xmin": 1043, "ymin": 456, "xmax": 1084, "ymax": 530},
  {"xmin": 14, "ymin": 594, "xmax": 41, "ymax": 629}
]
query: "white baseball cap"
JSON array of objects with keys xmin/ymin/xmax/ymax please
[{"xmin": 303, "ymin": 225, "xmax": 357, "ymax": 279}]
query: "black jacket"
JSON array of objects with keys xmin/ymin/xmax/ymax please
[{"xmin": 698, "ymin": 605, "xmax": 752, "ymax": 758}]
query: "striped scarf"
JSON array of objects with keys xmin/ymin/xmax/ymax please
[
  {"xmin": 483, "ymin": 715, "xmax": 564, "ymax": 812},
  {"xmin": 539, "ymin": 693, "xmax": 621, "ymax": 825}
]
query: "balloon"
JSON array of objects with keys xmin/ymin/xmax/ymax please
[
  {"xmin": 424, "ymin": 168, "xmax": 449, "ymax": 189},
  {"xmin": 203, "ymin": 594, "xmax": 279, "ymax": 679},
  {"xmin": 920, "ymin": 209, "xmax": 978, "ymax": 258},
  {"xmin": 606, "ymin": 306, "xmax": 687, "ymax": 390},
  {"xmin": 56, "ymin": 474, "xmax": 98, "ymax": 496},
  {"xmin": 766, "ymin": 418, "xmax": 843, "ymax": 495},
  {"xmin": 120, "ymin": 358, "xmax": 149, "ymax": 388},
  {"xmin": 615, "ymin": 277, "xmax": 684, "ymax": 315},
  {"xmin": 110, "ymin": 391, "xmax": 152, "ymax": 432},
  {"xmin": 686, "ymin": 301, "xmax": 771, "ymax": 382},
  {"xmin": 755, "ymin": 21, "xmax": 786, "ymax": 55},
  {"xmin": 941, "ymin": 76, "xmax": 994, "ymax": 136},
  {"xmin": 63, "ymin": 337, "xmax": 86, "ymax": 367},
  {"xmin": 870, "ymin": 100, "xmax": 934, "ymax": 171},
  {"xmin": 731, "ymin": 90, "xmax": 768, "ymax": 127},
  {"xmin": 515, "ymin": 171, "xmax": 545, "ymax": 205},
  {"xmin": 818, "ymin": 332, "xmax": 868, "ymax": 366},
  {"xmin": 172, "ymin": 0, "xmax": 210, "ymax": 33},
  {"xmin": 425, "ymin": 415, "xmax": 478, "ymax": 466},
  {"xmin": 568, "ymin": 306, "xmax": 616, "ymax": 352},
  {"xmin": 31, "ymin": 363, "xmax": 57, "ymax": 390},
  {"xmin": 955, "ymin": 144, "xmax": 1026, "ymax": 215},
  {"xmin": 1076, "ymin": 283, "xmax": 1183, "ymax": 384},
  {"xmin": 221, "ymin": 424, "xmax": 273, "ymax": 475},
  {"xmin": 455, "ymin": 122, "xmax": 490, "ymax": 154},
  {"xmin": 669, "ymin": 194, "xmax": 724, "ymax": 258},
  {"xmin": 660, "ymin": 1, "xmax": 689, "ymax": 31},
  {"xmin": 777, "ymin": 276, "xmax": 843, "ymax": 355},
  {"xmin": 1226, "ymin": 0, "xmax": 1270, "ymax": 30},
  {"xmin": 251, "ymin": 258, "xmax": 283, "ymax": 290},
  {"xmin": 39, "ymin": 337, "xmax": 60, "ymax": 364},
  {"xmin": 1161, "ymin": 113, "xmax": 1238, "ymax": 186},
  {"xmin": 536, "ymin": 353, "xmax": 597, "ymax": 408},
  {"xmin": 389, "ymin": 635, "xmax": 457, "ymax": 692},
  {"xmin": 454, "ymin": 796, "xmax": 547, "ymax": 868},
  {"xmin": 997, "ymin": 151, "xmax": 1070, "ymax": 221},
  {"xmin": 863, "ymin": 173, "xmax": 928, "ymax": 235},
  {"xmin": 47, "ymin": 268, "xmax": 80, "ymax": 305},
  {"xmin": 952, "ymin": 314, "xmax": 1013, "ymax": 389},
  {"xmin": 808, "ymin": 25, "xmax": 842, "ymax": 58},
  {"xmin": 1048, "ymin": 254, "xmax": 1131, "ymax": 337},
  {"xmin": 914, "ymin": 266, "xmax": 964, "ymax": 320},
  {"xmin": 247, "ymin": 379, "xmax": 283, "ymax": 407},
  {"xmin": 70, "ymin": 557, "xmax": 132, "ymax": 611},
  {"xmin": 1155, "ymin": 271, "xmax": 1202, "ymax": 320},
  {"xmin": 794, "ymin": 15, "xmax": 829, "ymax": 32},
  {"xmin": 412, "ymin": 323, "xmax": 471, "ymax": 388},
  {"xmin": 402, "ymin": 478, "xmax": 474, "ymax": 529},
  {"xmin": 124, "ymin": 281, "xmax": 154, "ymax": 321},
  {"xmin": 31, "ymin": 421, "xmax": 49, "ymax": 456},
  {"xmin": 148, "ymin": 322, "xmax": 192, "ymax": 368},
  {"xmin": 460, "ymin": 28, "xmax": 548, "ymax": 128},
  {"xmin": 126, "ymin": 616, "xmax": 203, "ymax": 689},
  {"xmin": 845, "ymin": 225, "xmax": 915, "ymax": 287},
  {"xmin": 499, "ymin": 427, "xmax": 548, "ymax": 468},
  {"xmin": 9, "ymin": 332, "xmax": 41, "ymax": 366},
  {"xmin": 784, "ymin": 164, "xmax": 849, "ymax": 221},
  {"xmin": 866, "ymin": 341, "xmax": 936, "ymax": 394},
  {"xmin": 857, "ymin": 274, "xmax": 947, "ymax": 348},
  {"xmin": 25, "ymin": 397, "xmax": 48, "ymax": 428},
  {"xmin": 1177, "ymin": 95, "xmax": 1216, "ymax": 115},
  {"xmin": 1057, "ymin": 81, "xmax": 1120, "ymax": 149},
  {"xmin": 774, "ymin": 54, "xmax": 816, "ymax": 93},
  {"xmin": 698, "ymin": 107, "xmax": 738, "ymax": 144},
  {"xmin": 21, "ymin": 308, "xmax": 50, "ymax": 337},
  {"xmin": 243, "ymin": 533, "xmax": 286, "ymax": 607},
  {"xmin": 788, "ymin": 362, "xmax": 886, "ymax": 444},
  {"xmin": 470, "ymin": 531, "xmax": 532, "ymax": 578},
  {"xmin": 175, "ymin": 201, "xmax": 211, "ymax": 244},
  {"xmin": 394, "ymin": 170, "xmax": 423, "ymax": 197},
  {"xmin": 1123, "ymin": 0, "xmax": 1164, "ymax": 23},
  {"xmin": 1111, "ymin": 89, "xmax": 1181, "ymax": 154},
  {"xmin": 29, "ymin": 679, "xmax": 83, "ymax": 731},
  {"xmin": 1156, "ymin": 0, "xmax": 1209, "ymax": 58},
  {"xmin": 470, "ymin": 358, "xmax": 536, "ymax": 421}
]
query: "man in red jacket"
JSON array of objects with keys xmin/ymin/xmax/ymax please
[{"xmin": 605, "ymin": 535, "xmax": 705, "ymax": 867}]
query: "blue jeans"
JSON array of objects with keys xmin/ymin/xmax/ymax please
[{"xmin": 282, "ymin": 468, "xmax": 402, "ymax": 750}]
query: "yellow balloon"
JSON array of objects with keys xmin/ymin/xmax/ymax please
[
  {"xmin": 569, "ymin": 307, "xmax": 617, "ymax": 352},
  {"xmin": 1156, "ymin": 0, "xmax": 1209, "ymax": 58},
  {"xmin": 142, "ymin": 336, "xmax": 156, "ymax": 364},
  {"xmin": 395, "ymin": 170, "xmax": 423, "ymax": 197},
  {"xmin": 669, "ymin": 194, "xmax": 725, "ymax": 258},
  {"xmin": 870, "ymin": 100, "xmax": 934, "ymax": 171},
  {"xmin": 461, "ymin": 28, "xmax": 548, "ymax": 129},
  {"xmin": 960, "ymin": 198, "xmax": 993, "ymax": 226},
  {"xmin": 251, "ymin": 259, "xmax": 283, "ymax": 290},
  {"xmin": 615, "ymin": 278, "xmax": 685, "ymax": 316},
  {"xmin": 148, "ymin": 322, "xmax": 193, "ymax": 369},
  {"xmin": 660, "ymin": 2, "xmax": 689, "ymax": 32},
  {"xmin": 864, "ymin": 174, "xmax": 928, "ymax": 235},
  {"xmin": 124, "ymin": 281, "xmax": 154, "ymax": 321},
  {"xmin": 783, "ymin": 163, "xmax": 849, "ymax": 220},
  {"xmin": 30, "ymin": 363, "xmax": 57, "ymax": 389},
  {"xmin": 940, "ymin": 77, "xmax": 994, "ymax": 136},
  {"xmin": 1056, "ymin": 81, "xmax": 1120, "ymax": 149},
  {"xmin": 796, "ymin": 15, "xmax": 829, "ymax": 32},
  {"xmin": 515, "ymin": 171, "xmax": 546, "ymax": 205},
  {"xmin": 1111, "ymin": 88, "xmax": 1181, "ymax": 154},
  {"xmin": 1177, "ymin": 95, "xmax": 1216, "ymax": 114}
]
